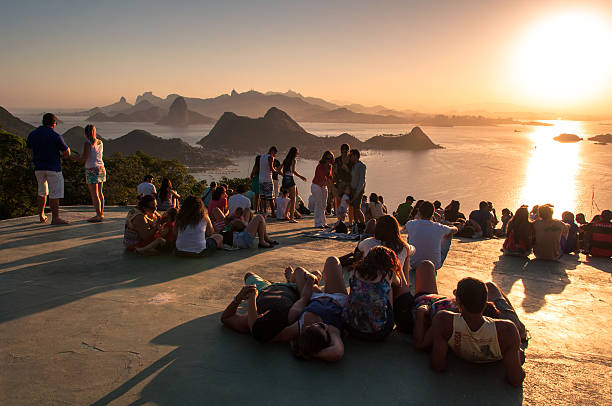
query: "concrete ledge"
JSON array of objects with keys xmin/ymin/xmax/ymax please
[{"xmin": 0, "ymin": 206, "xmax": 610, "ymax": 405}]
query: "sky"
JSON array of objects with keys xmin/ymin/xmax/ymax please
[{"xmin": 2, "ymin": 0, "xmax": 612, "ymax": 116}]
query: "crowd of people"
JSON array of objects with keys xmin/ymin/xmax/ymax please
[{"xmin": 25, "ymin": 113, "xmax": 612, "ymax": 386}]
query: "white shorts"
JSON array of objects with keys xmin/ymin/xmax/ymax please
[
  {"xmin": 273, "ymin": 179, "xmax": 279, "ymax": 197},
  {"xmin": 35, "ymin": 170, "xmax": 64, "ymax": 199}
]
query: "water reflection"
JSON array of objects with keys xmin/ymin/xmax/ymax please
[{"xmin": 519, "ymin": 120, "xmax": 582, "ymax": 214}]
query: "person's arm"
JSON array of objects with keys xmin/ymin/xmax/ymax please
[
  {"xmin": 498, "ymin": 321, "xmax": 526, "ymax": 387},
  {"xmin": 247, "ymin": 289, "xmax": 260, "ymax": 331},
  {"xmin": 205, "ymin": 215, "xmax": 214, "ymax": 237},
  {"xmin": 132, "ymin": 214, "xmax": 158, "ymax": 241},
  {"xmin": 271, "ymin": 321, "xmax": 299, "ymax": 342},
  {"xmin": 293, "ymin": 162, "xmax": 307, "ymax": 181},
  {"xmin": 220, "ymin": 285, "xmax": 257, "ymax": 333},
  {"xmin": 73, "ymin": 142, "xmax": 88, "ymax": 164},
  {"xmin": 314, "ymin": 325, "xmax": 344, "ymax": 362},
  {"xmin": 268, "ymin": 156, "xmax": 273, "ymax": 173},
  {"xmin": 430, "ymin": 311, "xmax": 452, "ymax": 372},
  {"xmin": 444, "ymin": 224, "xmax": 459, "ymax": 238},
  {"xmin": 413, "ymin": 305, "xmax": 433, "ymax": 350}
]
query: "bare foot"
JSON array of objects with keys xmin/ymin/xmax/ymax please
[
  {"xmin": 51, "ymin": 218, "xmax": 70, "ymax": 225},
  {"xmin": 311, "ymin": 270, "xmax": 322, "ymax": 285},
  {"xmin": 39, "ymin": 216, "xmax": 48, "ymax": 223},
  {"xmin": 284, "ymin": 266, "xmax": 294, "ymax": 283}
]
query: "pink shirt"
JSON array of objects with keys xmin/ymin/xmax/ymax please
[{"xmin": 208, "ymin": 197, "xmax": 228, "ymax": 215}]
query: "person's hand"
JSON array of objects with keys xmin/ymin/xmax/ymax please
[{"xmin": 238, "ymin": 285, "xmax": 257, "ymax": 301}]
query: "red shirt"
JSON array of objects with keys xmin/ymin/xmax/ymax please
[
  {"xmin": 590, "ymin": 221, "xmax": 612, "ymax": 257},
  {"xmin": 312, "ymin": 163, "xmax": 332, "ymax": 187},
  {"xmin": 208, "ymin": 197, "xmax": 228, "ymax": 215}
]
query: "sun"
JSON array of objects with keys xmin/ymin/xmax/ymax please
[{"xmin": 512, "ymin": 9, "xmax": 612, "ymax": 107}]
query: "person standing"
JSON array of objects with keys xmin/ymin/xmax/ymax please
[
  {"xmin": 281, "ymin": 147, "xmax": 307, "ymax": 223},
  {"xmin": 311, "ymin": 151, "xmax": 334, "ymax": 228},
  {"xmin": 333, "ymin": 144, "xmax": 353, "ymax": 223},
  {"xmin": 26, "ymin": 113, "xmax": 71, "ymax": 225},
  {"xmin": 259, "ymin": 146, "xmax": 278, "ymax": 217},
  {"xmin": 349, "ymin": 149, "xmax": 366, "ymax": 226},
  {"xmin": 75, "ymin": 124, "xmax": 106, "ymax": 222},
  {"xmin": 201, "ymin": 181, "xmax": 217, "ymax": 208}
]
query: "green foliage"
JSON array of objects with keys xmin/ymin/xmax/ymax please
[
  {"xmin": 218, "ymin": 176, "xmax": 251, "ymax": 193},
  {"xmin": 0, "ymin": 133, "xmax": 208, "ymax": 219}
]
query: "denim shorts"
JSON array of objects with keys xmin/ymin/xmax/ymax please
[{"xmin": 235, "ymin": 230, "xmax": 254, "ymax": 249}]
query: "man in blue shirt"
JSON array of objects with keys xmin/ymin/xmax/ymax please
[
  {"xmin": 469, "ymin": 201, "xmax": 497, "ymax": 238},
  {"xmin": 26, "ymin": 113, "xmax": 71, "ymax": 224}
]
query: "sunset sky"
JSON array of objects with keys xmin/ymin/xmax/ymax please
[{"xmin": 2, "ymin": 0, "xmax": 612, "ymax": 116}]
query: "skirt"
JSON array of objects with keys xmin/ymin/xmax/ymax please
[{"xmin": 85, "ymin": 166, "xmax": 106, "ymax": 184}]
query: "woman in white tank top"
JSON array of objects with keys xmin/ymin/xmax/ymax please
[{"xmin": 77, "ymin": 124, "xmax": 106, "ymax": 222}]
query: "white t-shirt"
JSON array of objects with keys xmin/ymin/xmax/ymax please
[
  {"xmin": 405, "ymin": 219, "xmax": 454, "ymax": 270},
  {"xmin": 85, "ymin": 140, "xmax": 104, "ymax": 168},
  {"xmin": 357, "ymin": 237, "xmax": 415, "ymax": 270},
  {"xmin": 276, "ymin": 196, "xmax": 290, "ymax": 219},
  {"xmin": 228, "ymin": 193, "xmax": 252, "ymax": 217},
  {"xmin": 176, "ymin": 219, "xmax": 207, "ymax": 253},
  {"xmin": 259, "ymin": 153, "xmax": 272, "ymax": 183},
  {"xmin": 137, "ymin": 182, "xmax": 156, "ymax": 197}
]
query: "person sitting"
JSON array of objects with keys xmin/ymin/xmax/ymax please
[
  {"xmin": 201, "ymin": 181, "xmax": 217, "ymax": 208},
  {"xmin": 429, "ymin": 277, "xmax": 525, "ymax": 387},
  {"xmin": 208, "ymin": 186, "xmax": 229, "ymax": 232},
  {"xmin": 495, "ymin": 208, "xmax": 513, "ymax": 237},
  {"xmin": 410, "ymin": 199, "xmax": 424, "ymax": 220},
  {"xmin": 405, "ymin": 201, "xmax": 458, "ymax": 271},
  {"xmin": 443, "ymin": 200, "xmax": 466, "ymax": 224},
  {"xmin": 358, "ymin": 215, "xmax": 415, "ymax": 278},
  {"xmin": 174, "ymin": 196, "xmax": 223, "ymax": 256},
  {"xmin": 228, "ymin": 183, "xmax": 252, "ymax": 218},
  {"xmin": 137, "ymin": 174, "xmax": 156, "ymax": 200},
  {"xmin": 502, "ymin": 206, "xmax": 533, "ymax": 257},
  {"xmin": 469, "ymin": 201, "xmax": 497, "ymax": 238},
  {"xmin": 276, "ymin": 188, "xmax": 291, "ymax": 220},
  {"xmin": 529, "ymin": 205, "xmax": 541, "ymax": 222},
  {"xmin": 157, "ymin": 178, "xmax": 180, "ymax": 211},
  {"xmin": 394, "ymin": 195, "xmax": 415, "ymax": 226},
  {"xmin": 223, "ymin": 214, "xmax": 278, "ymax": 249},
  {"xmin": 135, "ymin": 207, "xmax": 179, "ymax": 254},
  {"xmin": 366, "ymin": 193, "xmax": 384, "ymax": 221},
  {"xmin": 343, "ymin": 246, "xmax": 398, "ymax": 341},
  {"xmin": 333, "ymin": 185, "xmax": 351, "ymax": 226},
  {"xmin": 584, "ymin": 210, "xmax": 612, "ymax": 258},
  {"xmin": 432, "ymin": 200, "xmax": 443, "ymax": 222},
  {"xmin": 532, "ymin": 204, "xmax": 569, "ymax": 260},
  {"xmin": 123, "ymin": 195, "xmax": 163, "ymax": 252},
  {"xmin": 379, "ymin": 195, "xmax": 388, "ymax": 215},
  {"xmin": 560, "ymin": 211, "xmax": 579, "ymax": 254}
]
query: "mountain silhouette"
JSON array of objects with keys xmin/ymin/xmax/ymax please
[
  {"xmin": 0, "ymin": 106, "xmax": 35, "ymax": 138},
  {"xmin": 156, "ymin": 97, "xmax": 215, "ymax": 126}
]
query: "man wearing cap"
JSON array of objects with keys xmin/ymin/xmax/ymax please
[
  {"xmin": 26, "ymin": 113, "xmax": 71, "ymax": 225},
  {"xmin": 394, "ymin": 195, "xmax": 415, "ymax": 226}
]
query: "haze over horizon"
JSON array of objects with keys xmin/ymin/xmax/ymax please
[{"xmin": 2, "ymin": 0, "xmax": 612, "ymax": 117}]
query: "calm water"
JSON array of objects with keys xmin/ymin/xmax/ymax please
[{"xmin": 16, "ymin": 111, "xmax": 612, "ymax": 218}]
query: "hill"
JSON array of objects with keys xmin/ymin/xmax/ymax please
[
  {"xmin": 304, "ymin": 107, "xmax": 412, "ymax": 124},
  {"xmin": 156, "ymin": 97, "xmax": 215, "ymax": 126},
  {"xmin": 198, "ymin": 107, "xmax": 441, "ymax": 158},
  {"xmin": 0, "ymin": 106, "xmax": 36, "ymax": 138},
  {"xmin": 75, "ymin": 96, "xmax": 132, "ymax": 116},
  {"xmin": 588, "ymin": 134, "xmax": 612, "ymax": 144},
  {"xmin": 87, "ymin": 106, "xmax": 164, "ymax": 122},
  {"xmin": 105, "ymin": 129, "xmax": 231, "ymax": 169}
]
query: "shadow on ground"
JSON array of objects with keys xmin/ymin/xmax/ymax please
[{"xmin": 92, "ymin": 313, "xmax": 523, "ymax": 406}]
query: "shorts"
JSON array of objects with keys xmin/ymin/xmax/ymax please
[
  {"xmin": 350, "ymin": 189, "xmax": 364, "ymax": 209},
  {"xmin": 260, "ymin": 181, "xmax": 273, "ymax": 200},
  {"xmin": 273, "ymin": 179, "xmax": 279, "ymax": 197},
  {"xmin": 235, "ymin": 229, "xmax": 255, "ymax": 249},
  {"xmin": 282, "ymin": 174, "xmax": 296, "ymax": 190},
  {"xmin": 245, "ymin": 273, "xmax": 296, "ymax": 291},
  {"xmin": 251, "ymin": 177, "xmax": 260, "ymax": 194},
  {"xmin": 174, "ymin": 238, "xmax": 218, "ymax": 257},
  {"xmin": 302, "ymin": 293, "xmax": 347, "ymax": 330},
  {"xmin": 85, "ymin": 166, "xmax": 106, "ymax": 184},
  {"xmin": 35, "ymin": 170, "xmax": 64, "ymax": 199}
]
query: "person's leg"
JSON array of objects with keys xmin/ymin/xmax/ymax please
[
  {"xmin": 211, "ymin": 207, "xmax": 225, "ymax": 227},
  {"xmin": 311, "ymin": 183, "xmax": 323, "ymax": 227},
  {"xmin": 440, "ymin": 236, "xmax": 452, "ymax": 265},
  {"xmin": 135, "ymin": 237, "xmax": 166, "ymax": 254},
  {"xmin": 364, "ymin": 219, "xmax": 376, "ymax": 235},
  {"xmin": 322, "ymin": 186, "xmax": 328, "ymax": 226},
  {"xmin": 288, "ymin": 267, "xmax": 315, "ymax": 322},
  {"xmin": 322, "ymin": 256, "xmax": 347, "ymax": 294},
  {"xmin": 348, "ymin": 205, "xmax": 354, "ymax": 226},
  {"xmin": 247, "ymin": 214, "xmax": 271, "ymax": 247},
  {"xmin": 87, "ymin": 183, "xmax": 101, "ymax": 220},
  {"xmin": 49, "ymin": 172, "xmax": 68, "ymax": 224},
  {"xmin": 288, "ymin": 186, "xmax": 297, "ymax": 222},
  {"xmin": 253, "ymin": 193, "xmax": 260, "ymax": 212},
  {"xmin": 485, "ymin": 281, "xmax": 527, "ymax": 341},
  {"xmin": 98, "ymin": 182, "xmax": 105, "ymax": 218},
  {"xmin": 414, "ymin": 260, "xmax": 437, "ymax": 295},
  {"xmin": 260, "ymin": 197, "xmax": 268, "ymax": 216},
  {"xmin": 37, "ymin": 195, "xmax": 47, "ymax": 222},
  {"xmin": 35, "ymin": 171, "xmax": 48, "ymax": 222}
]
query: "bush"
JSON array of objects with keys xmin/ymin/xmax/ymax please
[{"xmin": 0, "ymin": 132, "xmax": 208, "ymax": 219}]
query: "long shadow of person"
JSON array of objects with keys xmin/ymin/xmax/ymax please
[
  {"xmin": 492, "ymin": 254, "xmax": 574, "ymax": 313},
  {"xmin": 92, "ymin": 314, "xmax": 523, "ymax": 406}
]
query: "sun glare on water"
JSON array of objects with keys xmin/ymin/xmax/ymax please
[
  {"xmin": 519, "ymin": 120, "xmax": 583, "ymax": 214},
  {"xmin": 513, "ymin": 10, "xmax": 612, "ymax": 106}
]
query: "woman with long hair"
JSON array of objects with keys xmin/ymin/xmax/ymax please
[
  {"xmin": 208, "ymin": 186, "xmax": 229, "ymax": 232},
  {"xmin": 281, "ymin": 147, "xmax": 307, "ymax": 223},
  {"xmin": 311, "ymin": 150, "xmax": 334, "ymax": 228},
  {"xmin": 343, "ymin": 246, "xmax": 400, "ymax": 341},
  {"xmin": 123, "ymin": 195, "xmax": 164, "ymax": 253},
  {"xmin": 503, "ymin": 205, "xmax": 533, "ymax": 256},
  {"xmin": 158, "ymin": 178, "xmax": 180, "ymax": 211},
  {"xmin": 75, "ymin": 124, "xmax": 106, "ymax": 222},
  {"xmin": 175, "ymin": 196, "xmax": 222, "ymax": 256}
]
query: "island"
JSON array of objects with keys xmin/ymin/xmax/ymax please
[
  {"xmin": 553, "ymin": 133, "xmax": 582, "ymax": 143},
  {"xmin": 588, "ymin": 134, "xmax": 612, "ymax": 145}
]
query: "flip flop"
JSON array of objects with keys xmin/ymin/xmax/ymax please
[{"xmin": 268, "ymin": 240, "xmax": 279, "ymax": 245}]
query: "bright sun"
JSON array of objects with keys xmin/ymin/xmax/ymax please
[{"xmin": 513, "ymin": 9, "xmax": 612, "ymax": 107}]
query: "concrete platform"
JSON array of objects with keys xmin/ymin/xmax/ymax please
[{"xmin": 0, "ymin": 206, "xmax": 610, "ymax": 405}]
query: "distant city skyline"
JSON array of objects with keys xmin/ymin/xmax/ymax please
[{"xmin": 2, "ymin": 0, "xmax": 611, "ymax": 116}]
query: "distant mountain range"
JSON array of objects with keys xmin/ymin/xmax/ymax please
[
  {"xmin": 73, "ymin": 89, "xmax": 548, "ymax": 127},
  {"xmin": 197, "ymin": 107, "xmax": 441, "ymax": 159}
]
